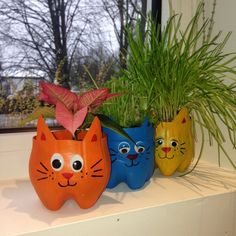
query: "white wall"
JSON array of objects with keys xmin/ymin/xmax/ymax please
[
  {"xmin": 0, "ymin": 132, "xmax": 33, "ymax": 180},
  {"xmin": 166, "ymin": 0, "xmax": 236, "ymax": 170},
  {"xmin": 169, "ymin": 0, "xmax": 200, "ymax": 27},
  {"xmin": 205, "ymin": 0, "xmax": 236, "ymax": 55},
  {"xmin": 198, "ymin": 0, "xmax": 236, "ymax": 168}
]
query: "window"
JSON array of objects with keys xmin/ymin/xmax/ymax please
[{"xmin": 0, "ymin": 0, "xmax": 162, "ymax": 132}]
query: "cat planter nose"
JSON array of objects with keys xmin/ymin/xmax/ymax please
[
  {"xmin": 62, "ymin": 172, "xmax": 73, "ymax": 180},
  {"xmin": 162, "ymin": 147, "xmax": 171, "ymax": 153},
  {"xmin": 127, "ymin": 154, "xmax": 138, "ymax": 160}
]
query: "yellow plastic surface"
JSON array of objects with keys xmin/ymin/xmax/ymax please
[{"xmin": 155, "ymin": 108, "xmax": 194, "ymax": 176}]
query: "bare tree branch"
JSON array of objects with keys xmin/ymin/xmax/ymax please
[
  {"xmin": 101, "ymin": 0, "xmax": 146, "ymax": 69},
  {"xmin": 0, "ymin": 0, "xmax": 103, "ymax": 88}
]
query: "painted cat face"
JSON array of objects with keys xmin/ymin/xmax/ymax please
[
  {"xmin": 103, "ymin": 119, "xmax": 154, "ymax": 189},
  {"xmin": 29, "ymin": 116, "xmax": 110, "ymax": 210},
  {"xmin": 155, "ymin": 108, "xmax": 194, "ymax": 176}
]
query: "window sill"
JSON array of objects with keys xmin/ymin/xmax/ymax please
[{"xmin": 1, "ymin": 161, "xmax": 236, "ymax": 236}]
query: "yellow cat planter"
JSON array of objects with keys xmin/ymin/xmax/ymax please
[{"xmin": 155, "ymin": 108, "xmax": 194, "ymax": 176}]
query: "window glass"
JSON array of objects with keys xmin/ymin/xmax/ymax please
[{"xmin": 0, "ymin": 0, "xmax": 160, "ymax": 131}]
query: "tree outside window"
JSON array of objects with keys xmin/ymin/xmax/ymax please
[{"xmin": 0, "ymin": 0, "xmax": 149, "ymax": 130}]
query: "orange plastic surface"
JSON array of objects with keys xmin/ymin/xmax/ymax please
[{"xmin": 29, "ymin": 116, "xmax": 111, "ymax": 210}]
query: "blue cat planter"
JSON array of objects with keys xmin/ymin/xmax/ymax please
[{"xmin": 103, "ymin": 119, "xmax": 154, "ymax": 190}]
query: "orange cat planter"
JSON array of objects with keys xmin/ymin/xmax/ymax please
[
  {"xmin": 29, "ymin": 116, "xmax": 111, "ymax": 210},
  {"xmin": 155, "ymin": 108, "xmax": 194, "ymax": 176}
]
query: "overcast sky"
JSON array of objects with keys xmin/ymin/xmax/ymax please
[{"xmin": 0, "ymin": 0, "xmax": 119, "ymax": 77}]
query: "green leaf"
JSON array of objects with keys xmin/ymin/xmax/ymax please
[
  {"xmin": 19, "ymin": 106, "xmax": 55, "ymax": 126},
  {"xmin": 94, "ymin": 113, "xmax": 135, "ymax": 144}
]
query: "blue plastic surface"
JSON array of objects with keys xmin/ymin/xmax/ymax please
[{"xmin": 103, "ymin": 119, "xmax": 154, "ymax": 189}]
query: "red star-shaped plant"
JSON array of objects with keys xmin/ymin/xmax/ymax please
[{"xmin": 38, "ymin": 81, "xmax": 120, "ymax": 136}]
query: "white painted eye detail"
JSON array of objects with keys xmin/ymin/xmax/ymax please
[
  {"xmin": 118, "ymin": 142, "xmax": 130, "ymax": 154},
  {"xmin": 135, "ymin": 141, "xmax": 145, "ymax": 153},
  {"xmin": 51, "ymin": 153, "xmax": 64, "ymax": 171},
  {"xmin": 70, "ymin": 154, "xmax": 83, "ymax": 172},
  {"xmin": 155, "ymin": 138, "xmax": 164, "ymax": 147}
]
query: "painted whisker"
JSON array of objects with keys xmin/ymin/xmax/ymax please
[
  {"xmin": 40, "ymin": 162, "xmax": 49, "ymax": 172},
  {"xmin": 90, "ymin": 158, "xmax": 102, "ymax": 169},
  {"xmin": 37, "ymin": 177, "xmax": 48, "ymax": 181},
  {"xmin": 93, "ymin": 168, "xmax": 103, "ymax": 172},
  {"xmin": 37, "ymin": 169, "xmax": 47, "ymax": 175},
  {"xmin": 109, "ymin": 148, "xmax": 118, "ymax": 153}
]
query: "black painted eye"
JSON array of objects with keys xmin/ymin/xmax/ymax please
[
  {"xmin": 170, "ymin": 140, "xmax": 178, "ymax": 147},
  {"xmin": 51, "ymin": 153, "xmax": 64, "ymax": 171},
  {"xmin": 52, "ymin": 159, "xmax": 61, "ymax": 168},
  {"xmin": 118, "ymin": 142, "xmax": 130, "ymax": 154},
  {"xmin": 155, "ymin": 138, "xmax": 164, "ymax": 146},
  {"xmin": 70, "ymin": 154, "xmax": 83, "ymax": 172},
  {"xmin": 135, "ymin": 141, "xmax": 145, "ymax": 153},
  {"xmin": 73, "ymin": 161, "xmax": 82, "ymax": 170}
]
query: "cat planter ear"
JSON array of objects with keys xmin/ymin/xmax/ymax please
[
  {"xmin": 141, "ymin": 117, "xmax": 149, "ymax": 127},
  {"xmin": 175, "ymin": 107, "xmax": 189, "ymax": 124},
  {"xmin": 36, "ymin": 115, "xmax": 55, "ymax": 142},
  {"xmin": 140, "ymin": 117, "xmax": 153, "ymax": 138},
  {"xmin": 84, "ymin": 116, "xmax": 102, "ymax": 143}
]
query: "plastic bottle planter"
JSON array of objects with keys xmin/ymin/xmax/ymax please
[
  {"xmin": 29, "ymin": 116, "xmax": 111, "ymax": 211},
  {"xmin": 103, "ymin": 119, "xmax": 154, "ymax": 190},
  {"xmin": 155, "ymin": 107, "xmax": 194, "ymax": 176}
]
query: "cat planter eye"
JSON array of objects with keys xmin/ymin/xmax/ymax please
[
  {"xmin": 29, "ymin": 116, "xmax": 111, "ymax": 210},
  {"xmin": 155, "ymin": 107, "xmax": 194, "ymax": 176},
  {"xmin": 103, "ymin": 119, "xmax": 155, "ymax": 190}
]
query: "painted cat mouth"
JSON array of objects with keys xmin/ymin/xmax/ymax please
[
  {"xmin": 125, "ymin": 160, "xmax": 140, "ymax": 167},
  {"xmin": 158, "ymin": 154, "xmax": 174, "ymax": 160},
  {"xmin": 58, "ymin": 180, "xmax": 77, "ymax": 188}
]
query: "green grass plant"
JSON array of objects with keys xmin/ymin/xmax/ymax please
[
  {"xmin": 101, "ymin": 76, "xmax": 148, "ymax": 127},
  {"xmin": 103, "ymin": 3, "xmax": 236, "ymax": 168}
]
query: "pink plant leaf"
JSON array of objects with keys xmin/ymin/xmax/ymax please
[
  {"xmin": 77, "ymin": 88, "xmax": 121, "ymax": 111},
  {"xmin": 56, "ymin": 102, "xmax": 88, "ymax": 135},
  {"xmin": 39, "ymin": 81, "xmax": 78, "ymax": 111}
]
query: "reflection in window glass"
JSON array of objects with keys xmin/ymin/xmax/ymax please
[{"xmin": 0, "ymin": 0, "xmax": 154, "ymax": 130}]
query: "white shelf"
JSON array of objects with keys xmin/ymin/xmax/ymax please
[{"xmin": 1, "ymin": 161, "xmax": 236, "ymax": 236}]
